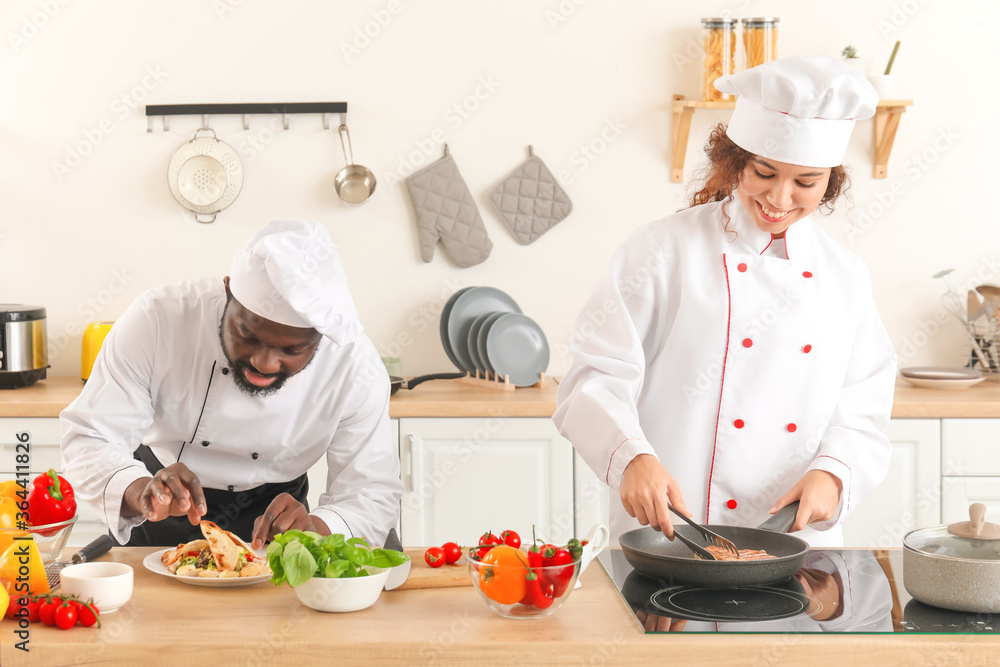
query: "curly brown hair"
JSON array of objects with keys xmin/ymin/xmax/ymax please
[{"xmin": 687, "ymin": 124, "xmax": 850, "ymax": 229}]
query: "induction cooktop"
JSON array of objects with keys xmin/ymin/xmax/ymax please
[{"xmin": 598, "ymin": 548, "xmax": 1000, "ymax": 634}]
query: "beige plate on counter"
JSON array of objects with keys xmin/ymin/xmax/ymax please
[
  {"xmin": 901, "ymin": 376, "xmax": 986, "ymax": 390},
  {"xmin": 142, "ymin": 548, "xmax": 271, "ymax": 587}
]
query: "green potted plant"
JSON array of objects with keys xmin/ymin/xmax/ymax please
[
  {"xmin": 840, "ymin": 45, "xmax": 870, "ymax": 73},
  {"xmin": 867, "ymin": 41, "xmax": 900, "ymax": 99}
]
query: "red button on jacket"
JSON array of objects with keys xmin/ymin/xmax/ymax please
[
  {"xmin": 787, "ymin": 423, "xmax": 797, "ymax": 433},
  {"xmin": 726, "ymin": 499, "xmax": 738, "ymax": 510},
  {"xmin": 803, "ymin": 344, "xmax": 813, "ymax": 353},
  {"xmin": 742, "ymin": 338, "xmax": 753, "ymax": 348},
  {"xmin": 734, "ymin": 419, "xmax": 745, "ymax": 429},
  {"xmin": 803, "ymin": 271, "xmax": 813, "ymax": 278},
  {"xmin": 738, "ymin": 263, "xmax": 748, "ymax": 272}
]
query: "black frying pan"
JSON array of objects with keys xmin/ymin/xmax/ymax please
[
  {"xmin": 619, "ymin": 502, "xmax": 808, "ymax": 587},
  {"xmin": 388, "ymin": 373, "xmax": 465, "ymax": 395}
]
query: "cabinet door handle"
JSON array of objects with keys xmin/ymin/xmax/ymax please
[{"xmin": 402, "ymin": 434, "xmax": 420, "ymax": 493}]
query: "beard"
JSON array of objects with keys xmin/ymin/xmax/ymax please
[{"xmin": 218, "ymin": 303, "xmax": 302, "ymax": 398}]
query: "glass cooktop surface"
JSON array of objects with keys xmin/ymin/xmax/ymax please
[{"xmin": 598, "ymin": 548, "xmax": 1000, "ymax": 634}]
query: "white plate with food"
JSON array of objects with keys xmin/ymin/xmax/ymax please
[{"xmin": 142, "ymin": 520, "xmax": 272, "ymax": 587}]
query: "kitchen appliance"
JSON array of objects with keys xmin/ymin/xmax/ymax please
[
  {"xmin": 600, "ymin": 547, "xmax": 1000, "ymax": 634},
  {"xmin": 81, "ymin": 320, "xmax": 114, "ymax": 381},
  {"xmin": 0, "ymin": 304, "xmax": 49, "ymax": 389}
]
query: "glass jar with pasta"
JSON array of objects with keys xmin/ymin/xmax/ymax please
[
  {"xmin": 742, "ymin": 17, "xmax": 779, "ymax": 69},
  {"xmin": 701, "ymin": 17, "xmax": 736, "ymax": 101}
]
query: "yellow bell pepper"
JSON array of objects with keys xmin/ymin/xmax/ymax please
[
  {"xmin": 0, "ymin": 585, "xmax": 8, "ymax": 620},
  {"xmin": 0, "ymin": 538, "xmax": 50, "ymax": 596},
  {"xmin": 0, "ymin": 498, "xmax": 24, "ymax": 559},
  {"xmin": 0, "ymin": 480, "xmax": 22, "ymax": 503}
]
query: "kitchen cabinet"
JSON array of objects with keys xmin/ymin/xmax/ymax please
[
  {"xmin": 397, "ymin": 417, "xmax": 574, "ymax": 547},
  {"xmin": 842, "ymin": 418, "xmax": 941, "ymax": 547},
  {"xmin": 573, "ymin": 451, "xmax": 611, "ymax": 537},
  {"xmin": 0, "ymin": 417, "xmax": 107, "ymax": 547},
  {"xmin": 941, "ymin": 418, "xmax": 1000, "ymax": 522}
]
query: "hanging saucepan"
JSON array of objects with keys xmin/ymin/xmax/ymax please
[
  {"xmin": 334, "ymin": 124, "xmax": 376, "ymax": 205},
  {"xmin": 619, "ymin": 502, "xmax": 807, "ymax": 587},
  {"xmin": 168, "ymin": 128, "xmax": 244, "ymax": 223},
  {"xmin": 388, "ymin": 373, "xmax": 465, "ymax": 395},
  {"xmin": 903, "ymin": 503, "xmax": 1000, "ymax": 613}
]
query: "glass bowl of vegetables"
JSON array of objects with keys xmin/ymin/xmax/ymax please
[
  {"xmin": 0, "ymin": 516, "xmax": 77, "ymax": 565},
  {"xmin": 467, "ymin": 543, "xmax": 582, "ymax": 619},
  {"xmin": 266, "ymin": 530, "xmax": 410, "ymax": 613}
]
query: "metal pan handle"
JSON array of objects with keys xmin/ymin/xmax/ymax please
[
  {"xmin": 757, "ymin": 500, "xmax": 800, "ymax": 534},
  {"xmin": 404, "ymin": 372, "xmax": 466, "ymax": 390}
]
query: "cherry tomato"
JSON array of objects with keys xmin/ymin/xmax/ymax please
[
  {"xmin": 39, "ymin": 599, "xmax": 59, "ymax": 626},
  {"xmin": 77, "ymin": 601, "xmax": 100, "ymax": 628},
  {"xmin": 26, "ymin": 597, "xmax": 43, "ymax": 623},
  {"xmin": 477, "ymin": 531, "xmax": 501, "ymax": 558},
  {"xmin": 500, "ymin": 530, "xmax": 521, "ymax": 549},
  {"xmin": 424, "ymin": 547, "xmax": 446, "ymax": 568},
  {"xmin": 441, "ymin": 542, "xmax": 462, "ymax": 564},
  {"xmin": 54, "ymin": 602, "xmax": 78, "ymax": 630}
]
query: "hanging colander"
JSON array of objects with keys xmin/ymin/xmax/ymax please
[{"xmin": 167, "ymin": 128, "xmax": 244, "ymax": 223}]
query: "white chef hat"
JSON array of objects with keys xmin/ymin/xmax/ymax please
[
  {"xmin": 229, "ymin": 219, "xmax": 362, "ymax": 345},
  {"xmin": 714, "ymin": 55, "xmax": 879, "ymax": 167}
]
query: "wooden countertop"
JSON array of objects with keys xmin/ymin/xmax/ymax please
[
  {"xmin": 1, "ymin": 376, "xmax": 998, "ymax": 419},
  {"xmin": 6, "ymin": 547, "xmax": 997, "ymax": 666}
]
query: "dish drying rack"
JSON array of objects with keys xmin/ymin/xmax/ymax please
[{"xmin": 455, "ymin": 371, "xmax": 550, "ymax": 391}]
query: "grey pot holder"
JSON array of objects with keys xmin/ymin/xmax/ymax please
[
  {"xmin": 404, "ymin": 145, "xmax": 492, "ymax": 268},
  {"xmin": 490, "ymin": 146, "xmax": 573, "ymax": 245}
]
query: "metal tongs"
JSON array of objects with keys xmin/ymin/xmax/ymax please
[{"xmin": 667, "ymin": 503, "xmax": 740, "ymax": 561}]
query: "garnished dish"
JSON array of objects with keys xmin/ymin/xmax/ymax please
[{"xmin": 161, "ymin": 520, "xmax": 271, "ymax": 578}]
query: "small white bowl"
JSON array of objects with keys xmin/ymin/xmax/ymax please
[
  {"xmin": 60, "ymin": 562, "xmax": 134, "ymax": 614},
  {"xmin": 293, "ymin": 568, "xmax": 391, "ymax": 613}
]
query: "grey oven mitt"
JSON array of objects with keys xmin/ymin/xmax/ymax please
[
  {"xmin": 404, "ymin": 145, "xmax": 492, "ymax": 268},
  {"xmin": 490, "ymin": 146, "xmax": 572, "ymax": 245}
]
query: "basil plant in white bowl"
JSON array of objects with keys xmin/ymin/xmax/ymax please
[{"xmin": 267, "ymin": 531, "xmax": 410, "ymax": 613}]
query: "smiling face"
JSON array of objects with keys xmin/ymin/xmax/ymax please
[
  {"xmin": 219, "ymin": 277, "xmax": 322, "ymax": 397},
  {"xmin": 736, "ymin": 157, "xmax": 831, "ymax": 238}
]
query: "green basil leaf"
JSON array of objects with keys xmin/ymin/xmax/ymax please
[
  {"xmin": 346, "ymin": 537, "xmax": 370, "ymax": 548},
  {"xmin": 282, "ymin": 540, "xmax": 318, "ymax": 587},
  {"xmin": 341, "ymin": 544, "xmax": 374, "ymax": 567},
  {"xmin": 324, "ymin": 559, "xmax": 351, "ymax": 578},
  {"xmin": 372, "ymin": 549, "xmax": 410, "ymax": 567},
  {"xmin": 320, "ymin": 534, "xmax": 346, "ymax": 550}
]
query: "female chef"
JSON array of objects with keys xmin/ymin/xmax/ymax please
[{"xmin": 553, "ymin": 55, "xmax": 897, "ymax": 547}]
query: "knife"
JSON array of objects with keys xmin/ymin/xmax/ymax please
[
  {"xmin": 381, "ymin": 527, "xmax": 411, "ymax": 591},
  {"xmin": 46, "ymin": 534, "xmax": 115, "ymax": 590}
]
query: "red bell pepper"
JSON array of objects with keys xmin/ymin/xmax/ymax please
[{"xmin": 27, "ymin": 469, "xmax": 76, "ymax": 532}]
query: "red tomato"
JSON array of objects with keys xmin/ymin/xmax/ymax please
[
  {"xmin": 441, "ymin": 542, "xmax": 462, "ymax": 564},
  {"xmin": 77, "ymin": 601, "xmax": 100, "ymax": 628},
  {"xmin": 477, "ymin": 531, "xmax": 501, "ymax": 558},
  {"xmin": 500, "ymin": 530, "xmax": 521, "ymax": 549},
  {"xmin": 424, "ymin": 547, "xmax": 446, "ymax": 568},
  {"xmin": 54, "ymin": 602, "xmax": 77, "ymax": 630},
  {"xmin": 39, "ymin": 599, "xmax": 59, "ymax": 626},
  {"xmin": 26, "ymin": 597, "xmax": 42, "ymax": 623}
]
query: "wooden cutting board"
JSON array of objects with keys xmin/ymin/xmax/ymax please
[{"xmin": 395, "ymin": 549, "xmax": 473, "ymax": 590}]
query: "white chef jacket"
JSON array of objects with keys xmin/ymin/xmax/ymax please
[
  {"xmin": 553, "ymin": 199, "xmax": 896, "ymax": 546},
  {"xmin": 60, "ymin": 278, "xmax": 403, "ymax": 546}
]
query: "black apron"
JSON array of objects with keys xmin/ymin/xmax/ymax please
[{"xmin": 114, "ymin": 445, "xmax": 310, "ymax": 547}]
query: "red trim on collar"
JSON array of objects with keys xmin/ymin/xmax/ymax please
[
  {"xmin": 706, "ymin": 254, "xmax": 734, "ymax": 523},
  {"xmin": 759, "ymin": 236, "xmax": 773, "ymax": 255}
]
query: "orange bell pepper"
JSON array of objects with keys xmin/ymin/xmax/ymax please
[
  {"xmin": 0, "ymin": 480, "xmax": 22, "ymax": 503},
  {"xmin": 0, "ymin": 498, "xmax": 21, "ymax": 558},
  {"xmin": 0, "ymin": 538, "xmax": 50, "ymax": 597}
]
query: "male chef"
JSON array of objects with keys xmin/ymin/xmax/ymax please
[{"xmin": 61, "ymin": 219, "xmax": 402, "ymax": 549}]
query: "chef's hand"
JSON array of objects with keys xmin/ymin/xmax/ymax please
[
  {"xmin": 620, "ymin": 454, "xmax": 691, "ymax": 539},
  {"xmin": 634, "ymin": 609, "xmax": 689, "ymax": 632},
  {"xmin": 124, "ymin": 463, "xmax": 207, "ymax": 525},
  {"xmin": 769, "ymin": 470, "xmax": 843, "ymax": 532},
  {"xmin": 251, "ymin": 493, "xmax": 330, "ymax": 550}
]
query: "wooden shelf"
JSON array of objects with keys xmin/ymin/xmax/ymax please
[{"xmin": 670, "ymin": 95, "xmax": 914, "ymax": 182}]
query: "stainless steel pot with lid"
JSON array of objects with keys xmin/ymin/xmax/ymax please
[
  {"xmin": 903, "ymin": 503, "xmax": 1000, "ymax": 613},
  {"xmin": 0, "ymin": 305, "xmax": 49, "ymax": 389}
]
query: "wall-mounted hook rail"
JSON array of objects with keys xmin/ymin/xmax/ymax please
[{"xmin": 144, "ymin": 102, "xmax": 348, "ymax": 131}]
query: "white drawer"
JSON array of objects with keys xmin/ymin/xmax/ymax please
[
  {"xmin": 0, "ymin": 418, "xmax": 62, "ymax": 474},
  {"xmin": 942, "ymin": 419, "xmax": 1000, "ymax": 476}
]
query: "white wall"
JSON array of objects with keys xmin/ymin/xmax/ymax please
[{"xmin": 1, "ymin": 0, "xmax": 996, "ymax": 378}]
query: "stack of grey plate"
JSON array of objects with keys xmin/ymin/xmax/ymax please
[
  {"xmin": 439, "ymin": 287, "xmax": 549, "ymax": 387},
  {"xmin": 899, "ymin": 366, "xmax": 985, "ymax": 389}
]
